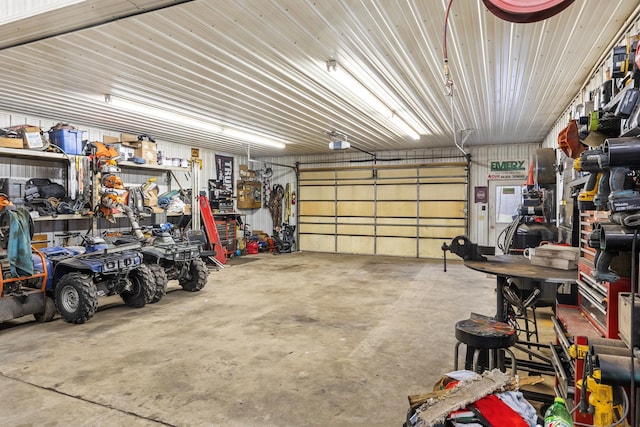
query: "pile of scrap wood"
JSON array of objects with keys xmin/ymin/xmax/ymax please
[{"xmin": 406, "ymin": 369, "xmax": 543, "ymax": 426}]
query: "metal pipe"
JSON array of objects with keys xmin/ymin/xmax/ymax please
[
  {"xmin": 601, "ymin": 223, "xmax": 640, "ymax": 250},
  {"xmin": 597, "ymin": 354, "xmax": 640, "ymax": 386},
  {"xmin": 591, "ymin": 344, "xmax": 633, "ymax": 357},
  {"xmin": 604, "ymin": 137, "xmax": 640, "ymax": 167}
]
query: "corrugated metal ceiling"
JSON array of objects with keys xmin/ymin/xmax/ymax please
[{"xmin": 0, "ymin": 0, "xmax": 638, "ymax": 156}]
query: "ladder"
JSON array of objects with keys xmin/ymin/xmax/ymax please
[{"xmin": 199, "ymin": 194, "xmax": 227, "ymax": 268}]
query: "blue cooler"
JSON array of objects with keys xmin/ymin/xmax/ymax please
[{"xmin": 49, "ymin": 129, "xmax": 84, "ymax": 154}]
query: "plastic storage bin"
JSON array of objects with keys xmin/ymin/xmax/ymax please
[{"xmin": 49, "ymin": 129, "xmax": 84, "ymax": 154}]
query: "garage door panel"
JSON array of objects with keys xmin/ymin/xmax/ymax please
[
  {"xmin": 336, "ymin": 170, "xmax": 374, "ymax": 179},
  {"xmin": 377, "ymin": 184, "xmax": 416, "ymax": 200},
  {"xmin": 300, "ymin": 171, "xmax": 335, "ymax": 180},
  {"xmin": 419, "ymin": 166, "xmax": 466, "ymax": 177},
  {"xmin": 300, "ymin": 201, "xmax": 335, "ymax": 216},
  {"xmin": 337, "ymin": 185, "xmax": 374, "ymax": 200},
  {"xmin": 299, "ymin": 216, "xmax": 334, "ymax": 224},
  {"xmin": 419, "ymin": 201, "xmax": 465, "ymax": 218},
  {"xmin": 377, "ymin": 201, "xmax": 416, "ymax": 217},
  {"xmin": 299, "ymin": 234, "xmax": 335, "ymax": 252},
  {"xmin": 338, "ymin": 217, "xmax": 375, "ymax": 224},
  {"xmin": 337, "ymin": 201, "xmax": 374, "ymax": 216},
  {"xmin": 420, "ymin": 184, "xmax": 465, "ymax": 200},
  {"xmin": 336, "ymin": 179, "xmax": 375, "ymax": 185},
  {"xmin": 337, "ymin": 235, "xmax": 374, "ymax": 254},
  {"xmin": 377, "ymin": 217, "xmax": 416, "ymax": 225},
  {"xmin": 419, "ymin": 226, "xmax": 466, "ymax": 238},
  {"xmin": 377, "ymin": 237, "xmax": 416, "ymax": 257},
  {"xmin": 299, "ymin": 186, "xmax": 335, "ymax": 200},
  {"xmin": 420, "ymin": 218, "xmax": 465, "ymax": 226},
  {"xmin": 377, "ymin": 225, "xmax": 416, "ymax": 237},
  {"xmin": 336, "ymin": 224, "xmax": 375, "ymax": 235},
  {"xmin": 299, "ymin": 223, "xmax": 336, "ymax": 234},
  {"xmin": 418, "ymin": 238, "xmax": 446, "ymax": 258},
  {"xmin": 377, "ymin": 169, "xmax": 418, "ymax": 179},
  {"xmin": 419, "ymin": 177, "xmax": 467, "ymax": 184}
]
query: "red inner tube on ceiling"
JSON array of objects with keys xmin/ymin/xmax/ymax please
[{"xmin": 482, "ymin": 0, "xmax": 575, "ymax": 23}]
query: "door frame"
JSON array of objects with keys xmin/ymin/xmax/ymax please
[{"xmin": 488, "ymin": 179, "xmax": 523, "ymax": 254}]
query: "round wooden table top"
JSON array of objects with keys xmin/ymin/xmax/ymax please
[{"xmin": 464, "ymin": 254, "xmax": 577, "ymax": 283}]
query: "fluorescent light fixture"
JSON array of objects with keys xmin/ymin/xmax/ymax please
[
  {"xmin": 105, "ymin": 94, "xmax": 286, "ymax": 149},
  {"xmin": 326, "ymin": 60, "xmax": 421, "ymax": 140},
  {"xmin": 221, "ymin": 127, "xmax": 287, "ymax": 148}
]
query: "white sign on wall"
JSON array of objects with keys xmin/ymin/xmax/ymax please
[{"xmin": 487, "ymin": 159, "xmax": 528, "ymax": 180}]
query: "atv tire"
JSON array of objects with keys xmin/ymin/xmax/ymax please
[
  {"xmin": 147, "ymin": 263, "xmax": 168, "ymax": 303},
  {"xmin": 121, "ymin": 264, "xmax": 154, "ymax": 308},
  {"xmin": 55, "ymin": 272, "xmax": 98, "ymax": 324},
  {"xmin": 34, "ymin": 295, "xmax": 56, "ymax": 323},
  {"xmin": 179, "ymin": 258, "xmax": 208, "ymax": 292}
]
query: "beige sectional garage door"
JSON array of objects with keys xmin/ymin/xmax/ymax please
[{"xmin": 298, "ymin": 163, "xmax": 468, "ymax": 258}]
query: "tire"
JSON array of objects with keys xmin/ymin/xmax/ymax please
[
  {"xmin": 179, "ymin": 258, "xmax": 208, "ymax": 292},
  {"xmin": 147, "ymin": 263, "xmax": 168, "ymax": 303},
  {"xmin": 34, "ymin": 295, "xmax": 56, "ymax": 323},
  {"xmin": 121, "ymin": 264, "xmax": 154, "ymax": 308},
  {"xmin": 54, "ymin": 272, "xmax": 98, "ymax": 324}
]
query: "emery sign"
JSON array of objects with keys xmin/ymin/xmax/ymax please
[{"xmin": 488, "ymin": 159, "xmax": 528, "ymax": 180}]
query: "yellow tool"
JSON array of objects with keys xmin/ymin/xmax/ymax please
[
  {"xmin": 569, "ymin": 343, "xmax": 590, "ymax": 360},
  {"xmin": 576, "ymin": 369, "xmax": 623, "ymax": 427}
]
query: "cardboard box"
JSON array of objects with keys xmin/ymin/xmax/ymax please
[
  {"xmin": 31, "ymin": 234, "xmax": 48, "ymax": 250},
  {"xmin": 143, "ymin": 186, "xmax": 159, "ymax": 207},
  {"xmin": 239, "ymin": 164, "xmax": 256, "ymax": 179},
  {"xmin": 133, "ymin": 140, "xmax": 157, "ymax": 164},
  {"xmin": 120, "ymin": 133, "xmax": 139, "ymax": 143},
  {"xmin": 23, "ymin": 127, "xmax": 43, "ymax": 149},
  {"xmin": 0, "ymin": 137, "xmax": 23, "ymax": 149},
  {"xmin": 618, "ymin": 292, "xmax": 640, "ymax": 348},
  {"xmin": 103, "ymin": 135, "xmax": 119, "ymax": 143}
]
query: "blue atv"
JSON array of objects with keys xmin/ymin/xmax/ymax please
[{"xmin": 36, "ymin": 234, "xmax": 154, "ymax": 324}]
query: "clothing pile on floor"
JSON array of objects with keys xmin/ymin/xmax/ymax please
[{"xmin": 405, "ymin": 369, "xmax": 543, "ymax": 427}]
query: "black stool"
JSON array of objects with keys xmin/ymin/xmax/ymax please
[{"xmin": 453, "ymin": 317, "xmax": 517, "ymax": 375}]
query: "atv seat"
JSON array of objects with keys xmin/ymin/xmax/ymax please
[{"xmin": 186, "ymin": 229, "xmax": 217, "ymax": 263}]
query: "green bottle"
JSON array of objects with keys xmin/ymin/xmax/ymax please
[{"xmin": 544, "ymin": 397, "xmax": 574, "ymax": 427}]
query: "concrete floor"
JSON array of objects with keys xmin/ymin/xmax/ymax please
[{"xmin": 0, "ymin": 252, "xmax": 513, "ymax": 426}]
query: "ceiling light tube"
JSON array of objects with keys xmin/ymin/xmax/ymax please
[
  {"xmin": 222, "ymin": 128, "xmax": 287, "ymax": 149},
  {"xmin": 105, "ymin": 94, "xmax": 286, "ymax": 149},
  {"xmin": 326, "ymin": 60, "xmax": 421, "ymax": 140}
]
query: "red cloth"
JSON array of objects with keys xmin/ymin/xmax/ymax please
[{"xmin": 473, "ymin": 394, "xmax": 528, "ymax": 427}]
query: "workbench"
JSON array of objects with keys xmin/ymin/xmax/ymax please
[{"xmin": 464, "ymin": 254, "xmax": 577, "ymax": 321}]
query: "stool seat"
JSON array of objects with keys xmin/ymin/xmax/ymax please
[
  {"xmin": 455, "ymin": 318, "xmax": 517, "ymax": 349},
  {"xmin": 453, "ymin": 318, "xmax": 517, "ymax": 375}
]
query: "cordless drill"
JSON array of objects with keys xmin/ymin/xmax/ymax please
[{"xmin": 574, "ymin": 147, "xmax": 610, "ymax": 210}]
